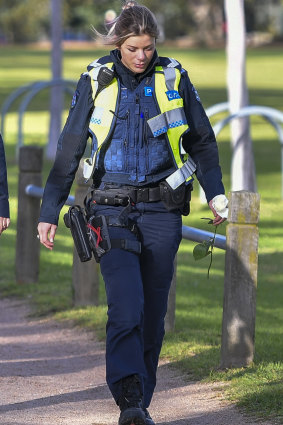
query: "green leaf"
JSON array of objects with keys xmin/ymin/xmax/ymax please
[{"xmin": 193, "ymin": 242, "xmax": 211, "ymax": 260}]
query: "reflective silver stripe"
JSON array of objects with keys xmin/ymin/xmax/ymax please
[
  {"xmin": 88, "ymin": 59, "xmax": 100, "ymax": 68},
  {"xmin": 90, "ymin": 106, "xmax": 103, "ymax": 125},
  {"xmin": 147, "ymin": 108, "xmax": 187, "ymax": 137},
  {"xmin": 163, "ymin": 67, "xmax": 176, "ymax": 91},
  {"xmin": 148, "ymin": 113, "xmax": 167, "ymax": 136},
  {"xmin": 166, "ymin": 157, "xmax": 196, "ymax": 189},
  {"xmin": 167, "ymin": 58, "xmax": 180, "ymax": 68},
  {"xmin": 90, "ymin": 66, "xmax": 101, "ymax": 94}
]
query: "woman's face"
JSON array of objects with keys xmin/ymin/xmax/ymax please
[{"xmin": 118, "ymin": 34, "xmax": 155, "ymax": 74}]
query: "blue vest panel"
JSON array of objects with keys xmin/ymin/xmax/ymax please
[{"xmin": 99, "ymin": 77, "xmax": 174, "ymax": 185}]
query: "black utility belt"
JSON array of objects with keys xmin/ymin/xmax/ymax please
[
  {"xmin": 91, "ymin": 181, "xmax": 193, "ymax": 216},
  {"xmin": 92, "ymin": 185, "xmax": 161, "ymax": 206}
]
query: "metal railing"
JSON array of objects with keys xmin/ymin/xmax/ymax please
[
  {"xmin": 206, "ymin": 102, "xmax": 283, "ymax": 199},
  {"xmin": 0, "ymin": 79, "xmax": 76, "ymax": 154}
]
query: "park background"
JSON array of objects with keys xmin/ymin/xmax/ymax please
[{"xmin": 0, "ymin": 0, "xmax": 283, "ymax": 423}]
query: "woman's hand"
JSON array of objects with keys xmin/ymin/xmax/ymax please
[
  {"xmin": 37, "ymin": 222, "xmax": 57, "ymax": 250},
  {"xmin": 0, "ymin": 217, "xmax": 10, "ymax": 235},
  {"xmin": 209, "ymin": 194, "xmax": 229, "ymax": 226},
  {"xmin": 208, "ymin": 200, "xmax": 227, "ymax": 226}
]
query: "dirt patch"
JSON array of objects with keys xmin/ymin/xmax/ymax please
[{"xmin": 0, "ymin": 298, "xmax": 273, "ymax": 425}]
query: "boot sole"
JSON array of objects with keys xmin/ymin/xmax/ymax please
[
  {"xmin": 122, "ymin": 420, "xmax": 145, "ymax": 425},
  {"xmin": 119, "ymin": 408, "xmax": 146, "ymax": 425},
  {"xmin": 119, "ymin": 416, "xmax": 146, "ymax": 425}
]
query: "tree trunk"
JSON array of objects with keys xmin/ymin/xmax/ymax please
[
  {"xmin": 224, "ymin": 0, "xmax": 257, "ymax": 192},
  {"xmin": 47, "ymin": 0, "xmax": 63, "ymax": 160}
]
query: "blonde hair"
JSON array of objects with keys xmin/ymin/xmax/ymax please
[{"xmin": 96, "ymin": 1, "xmax": 159, "ymax": 47}]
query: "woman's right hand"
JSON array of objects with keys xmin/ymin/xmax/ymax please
[
  {"xmin": 37, "ymin": 222, "xmax": 57, "ymax": 250},
  {"xmin": 0, "ymin": 217, "xmax": 10, "ymax": 235}
]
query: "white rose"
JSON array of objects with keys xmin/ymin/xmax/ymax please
[{"xmin": 212, "ymin": 194, "xmax": 229, "ymax": 218}]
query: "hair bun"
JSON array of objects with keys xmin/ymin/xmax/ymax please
[{"xmin": 122, "ymin": 1, "xmax": 137, "ymax": 10}]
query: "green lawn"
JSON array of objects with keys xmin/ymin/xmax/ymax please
[{"xmin": 0, "ymin": 44, "xmax": 283, "ymax": 423}]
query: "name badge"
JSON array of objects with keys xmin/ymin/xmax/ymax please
[{"xmin": 166, "ymin": 90, "xmax": 181, "ymax": 101}]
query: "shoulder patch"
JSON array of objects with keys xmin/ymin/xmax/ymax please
[
  {"xmin": 71, "ymin": 89, "xmax": 79, "ymax": 108},
  {"xmin": 192, "ymin": 85, "xmax": 201, "ymax": 102}
]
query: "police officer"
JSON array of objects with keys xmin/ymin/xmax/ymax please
[
  {"xmin": 38, "ymin": 2, "xmax": 226, "ymax": 425},
  {"xmin": 0, "ymin": 134, "xmax": 10, "ymax": 235}
]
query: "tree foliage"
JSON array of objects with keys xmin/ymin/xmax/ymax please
[
  {"xmin": 0, "ymin": 0, "xmax": 49, "ymax": 43},
  {"xmin": 0, "ymin": 0, "xmax": 282, "ymax": 44}
]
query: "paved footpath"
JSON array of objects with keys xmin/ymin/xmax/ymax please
[{"xmin": 0, "ymin": 298, "xmax": 273, "ymax": 425}]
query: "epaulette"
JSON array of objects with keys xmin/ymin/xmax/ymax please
[
  {"xmin": 158, "ymin": 56, "xmax": 182, "ymax": 70},
  {"xmin": 87, "ymin": 55, "xmax": 112, "ymax": 72}
]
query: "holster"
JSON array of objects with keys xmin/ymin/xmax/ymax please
[
  {"xmin": 63, "ymin": 205, "xmax": 93, "ymax": 262},
  {"xmin": 159, "ymin": 181, "xmax": 193, "ymax": 216}
]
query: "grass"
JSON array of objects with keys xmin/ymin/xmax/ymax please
[{"xmin": 0, "ymin": 44, "xmax": 283, "ymax": 423}]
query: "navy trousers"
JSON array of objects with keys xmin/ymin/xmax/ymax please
[{"xmin": 92, "ymin": 201, "xmax": 182, "ymax": 408}]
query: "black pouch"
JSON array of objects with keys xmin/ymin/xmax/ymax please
[
  {"xmin": 159, "ymin": 181, "xmax": 193, "ymax": 216},
  {"xmin": 63, "ymin": 205, "xmax": 93, "ymax": 262}
]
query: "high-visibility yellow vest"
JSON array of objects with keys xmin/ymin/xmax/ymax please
[{"xmin": 84, "ymin": 59, "xmax": 196, "ymax": 189}]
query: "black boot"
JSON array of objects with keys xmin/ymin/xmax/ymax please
[
  {"xmin": 143, "ymin": 409, "xmax": 155, "ymax": 425},
  {"xmin": 118, "ymin": 374, "xmax": 146, "ymax": 425}
]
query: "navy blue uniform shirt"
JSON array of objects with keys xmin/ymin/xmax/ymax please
[{"xmin": 39, "ymin": 50, "xmax": 224, "ymax": 225}]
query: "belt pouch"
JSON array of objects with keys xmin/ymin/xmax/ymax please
[
  {"xmin": 159, "ymin": 181, "xmax": 192, "ymax": 215},
  {"xmin": 63, "ymin": 205, "xmax": 93, "ymax": 262}
]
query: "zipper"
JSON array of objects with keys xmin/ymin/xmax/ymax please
[
  {"xmin": 143, "ymin": 109, "xmax": 149, "ymax": 145},
  {"xmin": 124, "ymin": 111, "xmax": 129, "ymax": 171},
  {"xmin": 144, "ymin": 109, "xmax": 149, "ymax": 171}
]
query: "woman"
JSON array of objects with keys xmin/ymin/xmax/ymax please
[
  {"xmin": 0, "ymin": 134, "xmax": 10, "ymax": 236},
  {"xmin": 38, "ymin": 2, "xmax": 226, "ymax": 424}
]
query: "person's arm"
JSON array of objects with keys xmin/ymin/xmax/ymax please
[
  {"xmin": 179, "ymin": 69, "xmax": 226, "ymax": 224},
  {"xmin": 37, "ymin": 74, "xmax": 94, "ymax": 246},
  {"xmin": 0, "ymin": 134, "xmax": 10, "ymax": 235},
  {"xmin": 39, "ymin": 73, "xmax": 93, "ymax": 225}
]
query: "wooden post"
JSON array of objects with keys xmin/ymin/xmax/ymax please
[
  {"xmin": 16, "ymin": 146, "xmax": 43, "ymax": 283},
  {"xmin": 165, "ymin": 256, "xmax": 177, "ymax": 332},
  {"xmin": 221, "ymin": 190, "xmax": 260, "ymax": 368},
  {"xmin": 47, "ymin": 0, "xmax": 63, "ymax": 160},
  {"xmin": 72, "ymin": 160, "xmax": 99, "ymax": 306}
]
